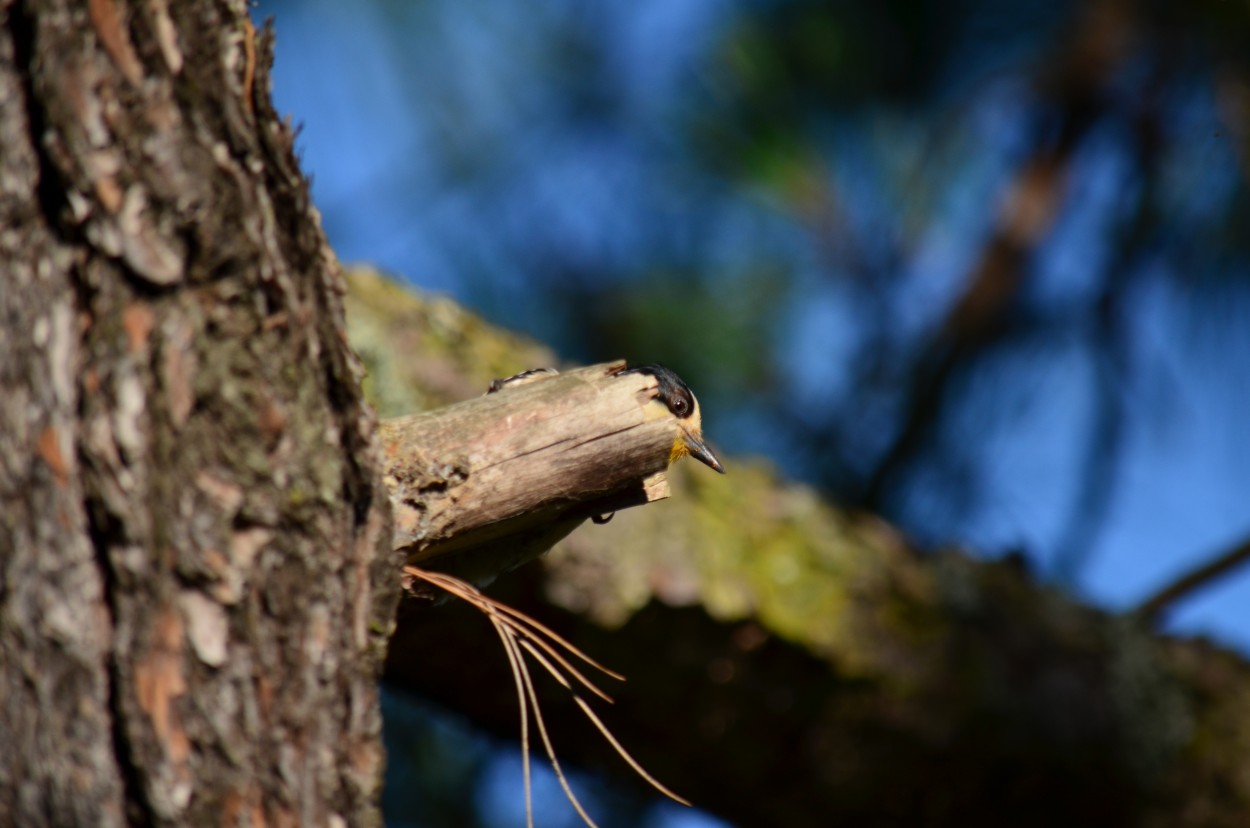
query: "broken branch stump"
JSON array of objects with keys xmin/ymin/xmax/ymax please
[{"xmin": 379, "ymin": 361, "xmax": 676, "ymax": 587}]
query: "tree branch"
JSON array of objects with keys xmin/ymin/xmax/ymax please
[
  {"xmin": 379, "ymin": 362, "xmax": 674, "ymax": 587},
  {"xmin": 1137, "ymin": 534, "xmax": 1250, "ymax": 621},
  {"xmin": 352, "ymin": 267, "xmax": 1250, "ymax": 827}
]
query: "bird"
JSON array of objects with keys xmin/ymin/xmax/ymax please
[
  {"xmin": 615, "ymin": 363, "xmax": 725, "ymax": 474},
  {"xmin": 488, "ymin": 362, "xmax": 725, "ymax": 474}
]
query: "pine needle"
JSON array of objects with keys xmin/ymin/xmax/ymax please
[
  {"xmin": 402, "ymin": 565, "xmax": 690, "ymax": 825},
  {"xmin": 571, "ymin": 696, "xmax": 691, "ymax": 806},
  {"xmin": 416, "ymin": 569, "xmax": 625, "ymax": 681},
  {"xmin": 511, "ymin": 626, "xmax": 600, "ymax": 828},
  {"xmin": 489, "ymin": 615, "xmax": 533, "ymax": 828}
]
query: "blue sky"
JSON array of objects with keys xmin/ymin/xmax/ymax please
[
  {"xmin": 259, "ymin": 2, "xmax": 1250, "ymax": 824},
  {"xmin": 257, "ymin": 0, "xmax": 1250, "ymax": 647}
]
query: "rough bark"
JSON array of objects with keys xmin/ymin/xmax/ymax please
[
  {"xmin": 0, "ymin": 4, "xmax": 397, "ymax": 826},
  {"xmin": 347, "ymin": 268, "xmax": 1250, "ymax": 828}
]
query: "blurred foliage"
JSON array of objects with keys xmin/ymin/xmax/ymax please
[
  {"xmin": 350, "ymin": 269, "xmax": 1250, "ymax": 826},
  {"xmin": 264, "ymin": 0, "xmax": 1250, "ymax": 592},
  {"xmin": 266, "ymin": 0, "xmax": 1250, "ymax": 823},
  {"xmin": 345, "ymin": 267, "xmax": 557, "ymax": 418}
]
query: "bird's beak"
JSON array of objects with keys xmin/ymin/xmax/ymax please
[{"xmin": 682, "ymin": 428, "xmax": 725, "ymax": 474}]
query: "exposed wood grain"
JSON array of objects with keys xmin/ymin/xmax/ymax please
[{"xmin": 380, "ymin": 361, "xmax": 675, "ymax": 586}]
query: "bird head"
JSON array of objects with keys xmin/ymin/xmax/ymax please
[{"xmin": 620, "ymin": 363, "xmax": 725, "ymax": 474}]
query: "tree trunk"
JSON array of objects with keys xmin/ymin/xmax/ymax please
[{"xmin": 0, "ymin": 2, "xmax": 398, "ymax": 826}]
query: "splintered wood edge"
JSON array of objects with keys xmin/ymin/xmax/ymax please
[{"xmin": 642, "ymin": 471, "xmax": 670, "ymax": 501}]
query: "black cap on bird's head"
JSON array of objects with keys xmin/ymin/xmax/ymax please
[{"xmin": 618, "ymin": 363, "xmax": 725, "ymax": 474}]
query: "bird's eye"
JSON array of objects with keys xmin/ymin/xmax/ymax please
[{"xmin": 672, "ymin": 398, "xmax": 689, "ymax": 416}]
